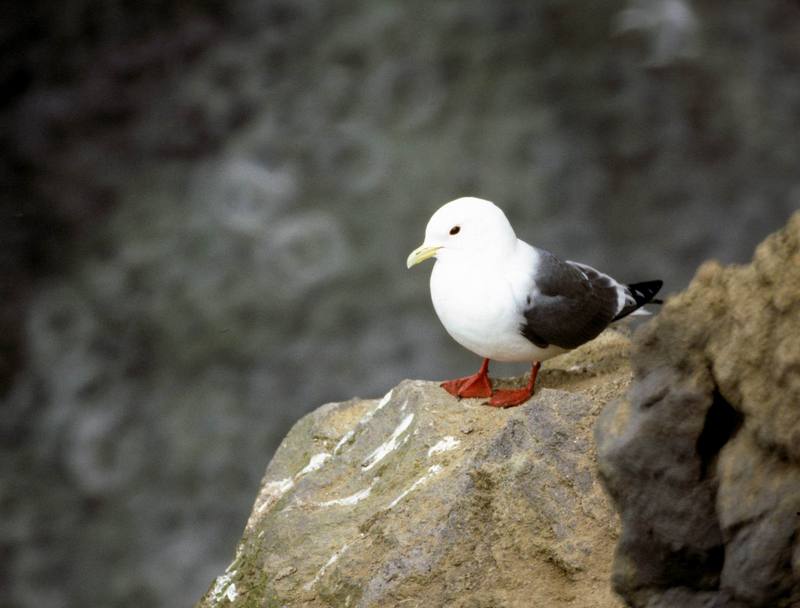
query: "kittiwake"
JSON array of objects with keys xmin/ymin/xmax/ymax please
[{"xmin": 406, "ymin": 197, "xmax": 662, "ymax": 407}]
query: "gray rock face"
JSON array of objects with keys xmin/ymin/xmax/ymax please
[
  {"xmin": 596, "ymin": 212, "xmax": 800, "ymax": 607},
  {"xmin": 196, "ymin": 332, "xmax": 632, "ymax": 607}
]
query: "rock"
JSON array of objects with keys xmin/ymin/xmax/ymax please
[
  {"xmin": 596, "ymin": 212, "xmax": 800, "ymax": 607},
  {"xmin": 196, "ymin": 331, "xmax": 633, "ymax": 607}
]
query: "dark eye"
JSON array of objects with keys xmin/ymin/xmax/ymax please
[{"xmin": 449, "ymin": 225, "xmax": 460, "ymax": 235}]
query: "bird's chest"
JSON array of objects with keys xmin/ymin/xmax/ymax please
[{"xmin": 429, "ymin": 260, "xmax": 521, "ymax": 347}]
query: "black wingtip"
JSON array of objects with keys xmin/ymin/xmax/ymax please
[
  {"xmin": 627, "ymin": 280, "xmax": 663, "ymax": 306},
  {"xmin": 613, "ymin": 280, "xmax": 664, "ymax": 321}
]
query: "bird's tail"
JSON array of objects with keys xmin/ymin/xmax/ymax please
[{"xmin": 613, "ymin": 280, "xmax": 664, "ymax": 321}]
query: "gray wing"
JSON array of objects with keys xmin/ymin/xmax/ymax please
[{"xmin": 520, "ymin": 251, "xmax": 621, "ymax": 350}]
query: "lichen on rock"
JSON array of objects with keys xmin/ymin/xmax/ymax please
[{"xmin": 196, "ymin": 331, "xmax": 633, "ymax": 608}]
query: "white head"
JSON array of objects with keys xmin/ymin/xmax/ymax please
[{"xmin": 406, "ymin": 197, "xmax": 517, "ymax": 268}]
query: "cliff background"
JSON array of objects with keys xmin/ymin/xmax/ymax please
[{"xmin": 2, "ymin": 1, "xmax": 799, "ymax": 606}]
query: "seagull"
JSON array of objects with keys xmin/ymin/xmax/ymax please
[{"xmin": 406, "ymin": 197, "xmax": 662, "ymax": 408}]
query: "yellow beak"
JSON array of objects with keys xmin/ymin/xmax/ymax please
[{"xmin": 406, "ymin": 244, "xmax": 441, "ymax": 268}]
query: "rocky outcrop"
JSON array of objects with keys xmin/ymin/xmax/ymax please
[
  {"xmin": 596, "ymin": 212, "xmax": 800, "ymax": 607},
  {"xmin": 196, "ymin": 331, "xmax": 632, "ymax": 608},
  {"xmin": 196, "ymin": 212, "xmax": 800, "ymax": 607}
]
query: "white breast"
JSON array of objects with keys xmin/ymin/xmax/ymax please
[{"xmin": 429, "ymin": 241, "xmax": 563, "ymax": 363}]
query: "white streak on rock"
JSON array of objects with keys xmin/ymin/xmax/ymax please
[
  {"xmin": 377, "ymin": 389, "xmax": 393, "ymax": 410},
  {"xmin": 210, "ymin": 570, "xmax": 237, "ymax": 604},
  {"xmin": 388, "ymin": 464, "xmax": 443, "ymax": 509},
  {"xmin": 361, "ymin": 413, "xmax": 414, "ymax": 471},
  {"xmin": 334, "ymin": 429, "xmax": 355, "ymax": 454},
  {"xmin": 314, "ymin": 478, "xmax": 379, "ymax": 508},
  {"xmin": 298, "ymin": 452, "xmax": 331, "ymax": 476},
  {"xmin": 224, "ymin": 584, "xmax": 238, "ymax": 602},
  {"xmin": 427, "ymin": 436, "xmax": 460, "ymax": 457},
  {"xmin": 358, "ymin": 390, "xmax": 398, "ymax": 426},
  {"xmin": 304, "ymin": 542, "xmax": 351, "ymax": 591},
  {"xmin": 256, "ymin": 452, "xmax": 334, "ymax": 515},
  {"xmin": 256, "ymin": 477, "xmax": 294, "ymax": 513}
]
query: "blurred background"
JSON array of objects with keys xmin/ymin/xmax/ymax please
[{"xmin": 1, "ymin": 1, "xmax": 799, "ymax": 606}]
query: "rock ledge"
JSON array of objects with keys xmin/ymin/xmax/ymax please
[{"xmin": 196, "ymin": 331, "xmax": 632, "ymax": 608}]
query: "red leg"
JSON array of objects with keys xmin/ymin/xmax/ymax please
[
  {"xmin": 440, "ymin": 358, "xmax": 493, "ymax": 399},
  {"xmin": 487, "ymin": 361, "xmax": 541, "ymax": 408}
]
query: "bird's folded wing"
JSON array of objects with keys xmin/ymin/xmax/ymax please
[{"xmin": 520, "ymin": 251, "xmax": 620, "ymax": 350}]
